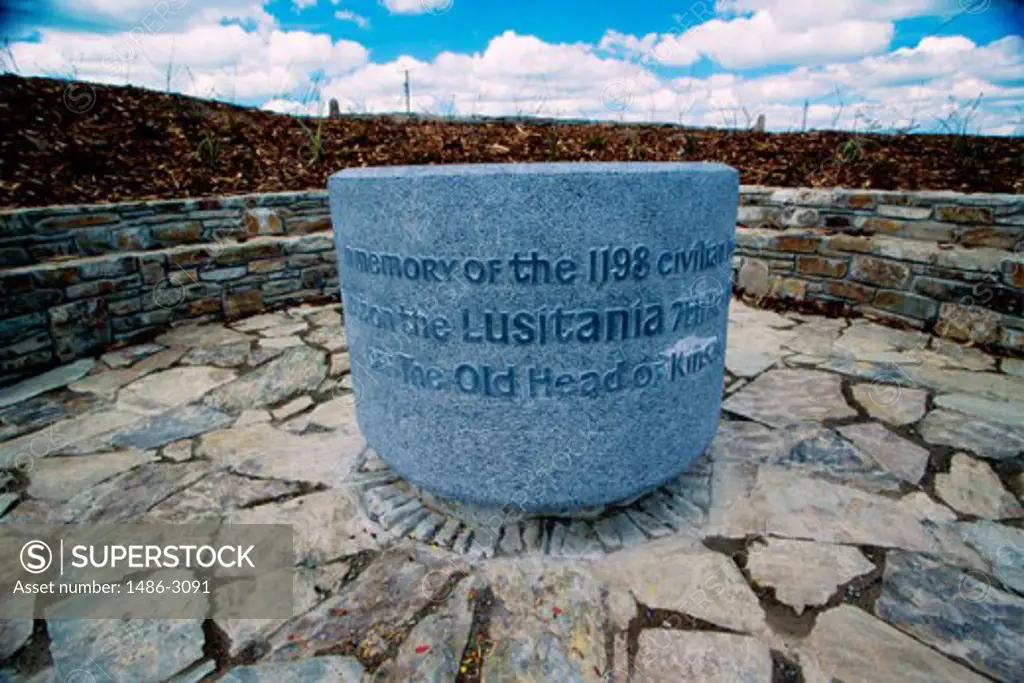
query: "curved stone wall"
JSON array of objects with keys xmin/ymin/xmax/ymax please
[
  {"xmin": 1, "ymin": 186, "xmax": 1021, "ymax": 384},
  {"xmin": 732, "ymin": 188, "xmax": 1023, "ymax": 350}
]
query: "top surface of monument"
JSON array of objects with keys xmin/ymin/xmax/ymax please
[
  {"xmin": 333, "ymin": 161, "xmax": 737, "ymax": 178},
  {"xmin": 329, "ymin": 162, "xmax": 739, "ymax": 510}
]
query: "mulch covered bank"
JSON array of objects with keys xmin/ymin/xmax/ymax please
[{"xmin": 1, "ymin": 74, "xmax": 1022, "ymax": 209}]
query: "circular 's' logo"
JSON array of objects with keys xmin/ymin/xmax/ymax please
[{"xmin": 20, "ymin": 540, "xmax": 52, "ymax": 574}]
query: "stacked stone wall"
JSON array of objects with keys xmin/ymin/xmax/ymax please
[
  {"xmin": 733, "ymin": 187, "xmax": 1023, "ymax": 351},
  {"xmin": 1, "ymin": 187, "xmax": 1021, "ymax": 384}
]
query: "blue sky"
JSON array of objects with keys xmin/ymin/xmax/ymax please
[{"xmin": 4, "ymin": 0, "xmax": 1023, "ymax": 134}]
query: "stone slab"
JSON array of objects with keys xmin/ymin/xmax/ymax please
[
  {"xmin": 934, "ymin": 453, "xmax": 1022, "ymax": 520},
  {"xmin": 837, "ymin": 421, "xmax": 930, "ymax": 484},
  {"xmin": 0, "ymin": 358, "xmax": 94, "ymax": 409},
  {"xmin": 593, "ymin": 535, "xmax": 767, "ymax": 635},
  {"xmin": 746, "ymin": 538, "xmax": 875, "ymax": 614},
  {"xmin": 801, "ymin": 605, "xmax": 989, "ymax": 683},
  {"xmin": 634, "ymin": 631, "xmax": 773, "ymax": 683},
  {"xmin": 851, "ymin": 383, "xmax": 928, "ymax": 425},
  {"xmin": 920, "ymin": 409, "xmax": 1024, "ymax": 461},
  {"xmin": 27, "ymin": 449, "xmax": 158, "ymax": 502},
  {"xmin": 876, "ymin": 551, "xmax": 1024, "ymax": 682},
  {"xmin": 722, "ymin": 368, "xmax": 856, "ymax": 427}
]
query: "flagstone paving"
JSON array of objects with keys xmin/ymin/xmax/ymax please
[{"xmin": 0, "ymin": 299, "xmax": 1021, "ymax": 682}]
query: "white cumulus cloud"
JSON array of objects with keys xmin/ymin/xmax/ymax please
[
  {"xmin": 382, "ymin": 0, "xmax": 452, "ymax": 15},
  {"xmin": 335, "ymin": 10, "xmax": 371, "ymax": 28}
]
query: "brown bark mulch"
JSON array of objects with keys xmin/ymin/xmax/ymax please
[{"xmin": 1, "ymin": 74, "xmax": 1021, "ymax": 209}]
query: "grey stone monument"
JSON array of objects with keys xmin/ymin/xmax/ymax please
[{"xmin": 329, "ymin": 162, "xmax": 738, "ymax": 510}]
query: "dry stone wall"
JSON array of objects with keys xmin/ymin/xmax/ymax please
[
  {"xmin": 0, "ymin": 192, "xmax": 336, "ymax": 384},
  {"xmin": 732, "ymin": 188, "xmax": 1023, "ymax": 351},
  {"xmin": 1, "ymin": 187, "xmax": 1022, "ymax": 384}
]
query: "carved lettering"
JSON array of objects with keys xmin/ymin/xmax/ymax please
[
  {"xmin": 342, "ymin": 239, "xmax": 735, "ymax": 286},
  {"xmin": 361, "ymin": 334, "xmax": 723, "ymax": 399}
]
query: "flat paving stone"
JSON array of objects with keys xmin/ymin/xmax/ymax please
[
  {"xmin": 110, "ymin": 403, "xmax": 234, "ymax": 450},
  {"xmin": 225, "ymin": 489, "xmax": 382, "ymax": 563},
  {"xmin": 801, "ymin": 604, "xmax": 989, "ymax": 683},
  {"xmin": 0, "ymin": 493, "xmax": 19, "ymax": 518},
  {"xmin": 145, "ymin": 471, "xmax": 303, "ymax": 524},
  {"xmin": 839, "ymin": 320, "xmax": 930, "ymax": 350},
  {"xmin": 708, "ymin": 420, "xmax": 903, "ymax": 495},
  {"xmin": 180, "ymin": 342, "xmax": 253, "ymax": 368},
  {"xmin": 722, "ymin": 368, "xmax": 857, "ymax": 427},
  {"xmin": 634, "ymin": 631, "xmax": 773, "ymax": 683},
  {"xmin": 234, "ymin": 409, "xmax": 271, "ymax": 427},
  {"xmin": 0, "ymin": 391, "xmax": 98, "ymax": 442},
  {"xmin": 593, "ymin": 535, "xmax": 767, "ymax": 635},
  {"xmin": 220, "ymin": 657, "xmax": 364, "ymax": 682},
  {"xmin": 725, "ymin": 325, "xmax": 798, "ymax": 378},
  {"xmin": 930, "ymin": 339, "xmax": 997, "ymax": 372},
  {"xmin": 27, "ymin": 449, "xmax": 158, "ymax": 502},
  {"xmin": 729, "ymin": 300, "xmax": 797, "ymax": 329},
  {"xmin": 230, "ymin": 312, "xmax": 292, "ymax": 332},
  {"xmin": 781, "ymin": 325, "xmax": 843, "ymax": 358},
  {"xmin": 933, "ymin": 393, "xmax": 1024, "ymax": 427},
  {"xmin": 934, "ymin": 453, "xmax": 1022, "ymax": 520},
  {"xmin": 100, "ymin": 343, "xmax": 165, "ymax": 369},
  {"xmin": 746, "ymin": 537, "xmax": 875, "ymax": 614},
  {"xmin": 905, "ymin": 365, "xmax": 1024, "ymax": 402},
  {"xmin": 304, "ymin": 324, "xmax": 348, "ymax": 351},
  {"xmin": 838, "ymin": 421, "xmax": 930, "ymax": 484},
  {"xmin": 919, "ymin": 409, "xmax": 1024, "ymax": 461},
  {"xmin": 255, "ymin": 335, "xmax": 305, "ymax": 351},
  {"xmin": 214, "ymin": 561, "xmax": 351, "ymax": 658},
  {"xmin": 305, "ymin": 395, "xmax": 357, "ymax": 431},
  {"xmin": 876, "ymin": 550, "xmax": 1024, "ymax": 682},
  {"xmin": 0, "ymin": 358, "xmax": 94, "ymax": 408},
  {"xmin": 270, "ymin": 395, "xmax": 312, "ymax": 420},
  {"xmin": 47, "ymin": 617, "xmax": 206, "ymax": 683},
  {"xmin": 205, "ymin": 345, "xmax": 325, "ymax": 412},
  {"xmin": 0, "ymin": 593, "xmax": 34, "ymax": 659},
  {"xmin": 161, "ymin": 439, "xmax": 193, "ymax": 462},
  {"xmin": 897, "ymin": 492, "xmax": 958, "ymax": 523},
  {"xmin": 198, "ymin": 422, "xmax": 364, "ymax": 487},
  {"xmin": 156, "ymin": 322, "xmax": 250, "ymax": 348},
  {"xmin": 718, "ymin": 468, "xmax": 961, "ymax": 558},
  {"xmin": 956, "ymin": 521, "xmax": 1024, "ymax": 595},
  {"xmin": 117, "ymin": 366, "xmax": 236, "ymax": 415},
  {"xmin": 851, "ymin": 383, "xmax": 928, "ymax": 425},
  {"xmin": 302, "ymin": 306, "xmax": 343, "ymax": 327},
  {"xmin": 482, "ymin": 559, "xmax": 607, "ymax": 682},
  {"xmin": 258, "ymin": 321, "xmax": 308, "ymax": 338},
  {"xmin": 372, "ymin": 578, "xmax": 477, "ymax": 682},
  {"xmin": 1003, "ymin": 358, "xmax": 1024, "ymax": 377},
  {"xmin": 68, "ymin": 348, "xmax": 186, "ymax": 399},
  {"xmin": 58, "ymin": 461, "xmax": 213, "ymax": 523},
  {"xmin": 329, "ymin": 352, "xmax": 351, "ymax": 377},
  {"xmin": 0, "ymin": 407, "xmax": 140, "ymax": 463},
  {"xmin": 269, "ymin": 546, "xmax": 466, "ymax": 663}
]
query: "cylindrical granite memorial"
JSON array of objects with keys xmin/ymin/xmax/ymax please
[{"xmin": 330, "ymin": 162, "xmax": 738, "ymax": 511}]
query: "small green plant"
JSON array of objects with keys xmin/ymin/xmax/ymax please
[
  {"xmin": 297, "ymin": 117, "xmax": 325, "ymax": 166},
  {"xmin": 196, "ymin": 133, "xmax": 220, "ymax": 168},
  {"xmin": 676, "ymin": 133, "xmax": 697, "ymax": 157},
  {"xmin": 937, "ymin": 94, "xmax": 985, "ymax": 171},
  {"xmin": 584, "ymin": 132, "xmax": 606, "ymax": 151},
  {"xmin": 546, "ymin": 130, "xmax": 559, "ymax": 160},
  {"xmin": 627, "ymin": 128, "xmax": 644, "ymax": 160},
  {"xmin": 837, "ymin": 137, "xmax": 861, "ymax": 163}
]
